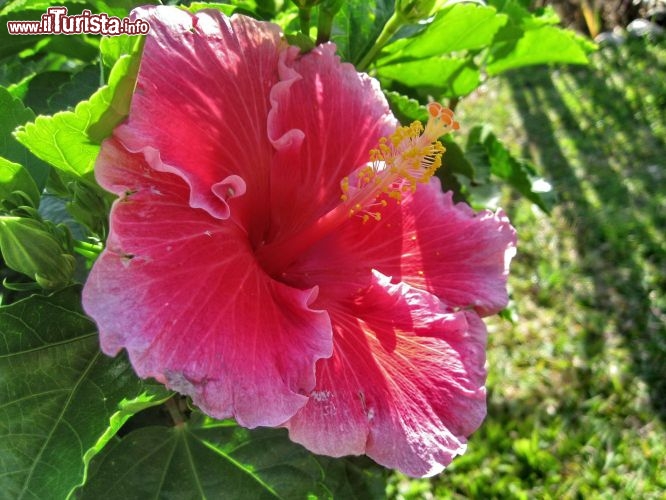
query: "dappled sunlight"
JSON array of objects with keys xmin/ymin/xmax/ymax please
[{"xmin": 436, "ymin": 38, "xmax": 665, "ymax": 498}]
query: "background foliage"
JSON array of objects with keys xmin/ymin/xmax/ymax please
[{"xmin": 0, "ymin": 0, "xmax": 663, "ymax": 498}]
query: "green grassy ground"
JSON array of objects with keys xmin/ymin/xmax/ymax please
[{"xmin": 390, "ymin": 38, "xmax": 666, "ymax": 498}]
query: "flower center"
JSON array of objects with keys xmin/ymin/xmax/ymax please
[{"xmin": 256, "ymin": 103, "xmax": 459, "ymax": 277}]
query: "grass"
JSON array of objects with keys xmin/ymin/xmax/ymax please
[{"xmin": 389, "ymin": 37, "xmax": 666, "ymax": 498}]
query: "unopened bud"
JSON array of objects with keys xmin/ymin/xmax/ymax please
[{"xmin": 0, "ymin": 216, "xmax": 75, "ymax": 289}]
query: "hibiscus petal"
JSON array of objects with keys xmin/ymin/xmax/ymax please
[
  {"xmin": 83, "ymin": 141, "xmax": 333, "ymax": 427},
  {"xmin": 285, "ymin": 178, "xmax": 516, "ymax": 315},
  {"xmin": 284, "ymin": 271, "xmax": 487, "ymax": 477},
  {"xmin": 266, "ymin": 43, "xmax": 397, "ymax": 240},
  {"xmin": 116, "ymin": 6, "xmax": 283, "ymax": 236}
]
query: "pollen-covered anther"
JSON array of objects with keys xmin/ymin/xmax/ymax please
[
  {"xmin": 339, "ymin": 103, "xmax": 458, "ymax": 223},
  {"xmin": 424, "ymin": 102, "xmax": 460, "ymax": 141}
]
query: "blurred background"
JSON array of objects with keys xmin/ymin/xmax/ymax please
[{"xmin": 390, "ymin": 0, "xmax": 666, "ymax": 497}]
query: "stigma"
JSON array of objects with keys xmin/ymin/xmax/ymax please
[{"xmin": 341, "ymin": 102, "xmax": 458, "ymax": 222}]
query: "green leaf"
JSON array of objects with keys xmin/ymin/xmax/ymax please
[
  {"xmin": 441, "ymin": 135, "xmax": 474, "ymax": 180},
  {"xmin": 466, "ymin": 125, "xmax": 553, "ymax": 212},
  {"xmin": 384, "ymin": 90, "xmax": 429, "ymax": 123},
  {"xmin": 46, "ymin": 65, "xmax": 101, "ymax": 113},
  {"xmin": 378, "ymin": 56, "xmax": 480, "ymax": 97},
  {"xmin": 488, "ymin": 0, "xmax": 561, "ymax": 36},
  {"xmin": 436, "ymin": 161, "xmax": 467, "ymax": 204},
  {"xmin": 486, "ymin": 25, "xmax": 593, "ymax": 75},
  {"xmin": 0, "ymin": 157, "xmax": 41, "ymax": 209},
  {"xmin": 381, "ymin": 4, "xmax": 508, "ymax": 61},
  {"xmin": 21, "ymin": 70, "xmax": 73, "ymax": 115},
  {"xmin": 13, "ymin": 99, "xmax": 100, "ymax": 184},
  {"xmin": 80, "ymin": 416, "xmax": 386, "ymax": 499},
  {"xmin": 30, "ymin": 34, "xmax": 99, "ymax": 63},
  {"xmin": 99, "ymin": 33, "xmax": 139, "ymax": 68},
  {"xmin": 86, "ymin": 36, "xmax": 144, "ymax": 143},
  {"xmin": 331, "ymin": 0, "xmax": 395, "ymax": 65},
  {"xmin": 312, "ymin": 454, "xmax": 386, "ymax": 500},
  {"xmin": 14, "ymin": 39, "xmax": 143, "ymax": 184},
  {"xmin": 5, "ymin": 73, "xmax": 35, "ymax": 101},
  {"xmin": 87, "ymin": 0, "xmax": 136, "ymax": 18},
  {"xmin": 0, "ymin": 86, "xmax": 50, "ymax": 191},
  {"xmin": 0, "ymin": 287, "xmax": 171, "ymax": 499},
  {"xmin": 0, "ymin": 9, "xmax": 47, "ymax": 59}
]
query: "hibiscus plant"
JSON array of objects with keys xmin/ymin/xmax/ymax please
[{"xmin": 0, "ymin": 0, "xmax": 592, "ymax": 498}]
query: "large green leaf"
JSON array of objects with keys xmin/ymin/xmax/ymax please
[
  {"xmin": 80, "ymin": 415, "xmax": 386, "ymax": 499},
  {"xmin": 378, "ymin": 56, "xmax": 480, "ymax": 97},
  {"xmin": 14, "ymin": 38, "xmax": 143, "ymax": 184},
  {"xmin": 486, "ymin": 25, "xmax": 592, "ymax": 75},
  {"xmin": 0, "ymin": 287, "xmax": 171, "ymax": 499},
  {"xmin": 380, "ymin": 4, "xmax": 508, "ymax": 62},
  {"xmin": 488, "ymin": 0, "xmax": 562, "ymax": 38},
  {"xmin": 0, "ymin": 86, "xmax": 50, "ymax": 191},
  {"xmin": 13, "ymin": 97, "xmax": 101, "ymax": 183},
  {"xmin": 484, "ymin": 0, "xmax": 594, "ymax": 74}
]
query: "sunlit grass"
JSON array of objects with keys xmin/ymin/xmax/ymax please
[{"xmin": 388, "ymin": 38, "xmax": 666, "ymax": 498}]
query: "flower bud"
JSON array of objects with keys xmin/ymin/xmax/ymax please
[{"xmin": 0, "ymin": 216, "xmax": 75, "ymax": 289}]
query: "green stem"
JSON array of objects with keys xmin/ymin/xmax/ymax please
[
  {"xmin": 316, "ymin": 10, "xmax": 334, "ymax": 44},
  {"xmin": 298, "ymin": 6, "xmax": 311, "ymax": 36},
  {"xmin": 316, "ymin": 0, "xmax": 344, "ymax": 44},
  {"xmin": 356, "ymin": 12, "xmax": 405, "ymax": 72}
]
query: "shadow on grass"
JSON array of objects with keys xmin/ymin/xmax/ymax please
[{"xmin": 506, "ymin": 39, "xmax": 666, "ymax": 421}]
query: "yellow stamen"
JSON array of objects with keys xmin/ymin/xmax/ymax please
[
  {"xmin": 255, "ymin": 104, "xmax": 458, "ymax": 277},
  {"xmin": 341, "ymin": 102, "xmax": 459, "ymax": 221}
]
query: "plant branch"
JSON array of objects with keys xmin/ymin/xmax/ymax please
[{"xmin": 356, "ymin": 12, "xmax": 405, "ymax": 72}]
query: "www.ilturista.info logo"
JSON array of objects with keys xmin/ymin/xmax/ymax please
[{"xmin": 6, "ymin": 7, "xmax": 150, "ymax": 36}]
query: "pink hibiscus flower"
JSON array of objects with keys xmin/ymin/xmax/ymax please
[{"xmin": 82, "ymin": 5, "xmax": 516, "ymax": 477}]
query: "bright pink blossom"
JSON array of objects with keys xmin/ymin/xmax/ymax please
[{"xmin": 83, "ymin": 5, "xmax": 516, "ymax": 477}]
